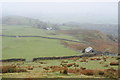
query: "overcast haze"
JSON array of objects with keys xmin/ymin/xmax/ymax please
[{"xmin": 2, "ymin": 2, "xmax": 118, "ymax": 24}]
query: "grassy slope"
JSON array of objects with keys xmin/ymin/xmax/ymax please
[
  {"xmin": 2, "ymin": 25, "xmax": 78, "ymax": 40},
  {"xmin": 2, "ymin": 25, "xmax": 79, "ymax": 60},
  {"xmin": 2, "ymin": 56, "xmax": 118, "ymax": 78},
  {"xmin": 2, "ymin": 25, "xmax": 118, "ymax": 78},
  {"xmin": 58, "ymin": 29, "xmax": 118, "ymax": 53}
]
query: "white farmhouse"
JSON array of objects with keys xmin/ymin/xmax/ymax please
[
  {"xmin": 82, "ymin": 47, "xmax": 94, "ymax": 53},
  {"xmin": 46, "ymin": 27, "xmax": 52, "ymax": 30}
]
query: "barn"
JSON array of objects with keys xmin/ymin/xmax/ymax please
[{"xmin": 82, "ymin": 47, "xmax": 94, "ymax": 53}]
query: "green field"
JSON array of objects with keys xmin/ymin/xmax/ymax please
[
  {"xmin": 2, "ymin": 25, "xmax": 78, "ymax": 41},
  {"xmin": 1, "ymin": 25, "xmax": 118, "ymax": 78},
  {"xmin": 2, "ymin": 25, "xmax": 80, "ymax": 60}
]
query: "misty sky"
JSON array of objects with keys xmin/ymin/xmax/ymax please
[{"xmin": 2, "ymin": 2, "xmax": 118, "ymax": 24}]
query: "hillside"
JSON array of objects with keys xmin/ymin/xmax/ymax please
[
  {"xmin": 2, "ymin": 16, "xmax": 60, "ymax": 30},
  {"xmin": 58, "ymin": 29, "xmax": 118, "ymax": 53},
  {"xmin": 2, "ymin": 25, "xmax": 80, "ymax": 60},
  {"xmin": 60, "ymin": 22, "xmax": 118, "ymax": 36},
  {"xmin": 1, "ymin": 16, "xmax": 118, "ymax": 78},
  {"xmin": 2, "ymin": 16, "xmax": 118, "ymax": 60}
]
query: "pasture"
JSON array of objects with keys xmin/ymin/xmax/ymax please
[
  {"xmin": 2, "ymin": 25, "xmax": 80, "ymax": 60},
  {"xmin": 1, "ymin": 25, "xmax": 119, "ymax": 78},
  {"xmin": 2, "ymin": 25, "xmax": 78, "ymax": 41}
]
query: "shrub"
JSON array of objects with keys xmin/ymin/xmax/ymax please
[
  {"xmin": 98, "ymin": 71, "xmax": 105, "ymax": 75},
  {"xmin": 1, "ymin": 66, "xmax": 27, "ymax": 73},
  {"xmin": 60, "ymin": 69, "xmax": 68, "ymax": 74},
  {"xmin": 27, "ymin": 66, "xmax": 34, "ymax": 70},
  {"xmin": 103, "ymin": 65, "xmax": 109, "ymax": 67},
  {"xmin": 80, "ymin": 67, "xmax": 86, "ymax": 70},
  {"xmin": 104, "ymin": 68, "xmax": 118, "ymax": 78},
  {"xmin": 61, "ymin": 60, "xmax": 68, "ymax": 63},
  {"xmin": 43, "ymin": 67, "xmax": 49, "ymax": 70},
  {"xmin": 74, "ymin": 64, "xmax": 79, "ymax": 67},
  {"xmin": 63, "ymin": 69, "xmax": 68, "ymax": 74},
  {"xmin": 81, "ymin": 69, "xmax": 95, "ymax": 75},
  {"xmin": 110, "ymin": 62, "xmax": 119, "ymax": 66}
]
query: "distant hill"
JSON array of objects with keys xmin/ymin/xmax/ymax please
[
  {"xmin": 2, "ymin": 16, "xmax": 60, "ymax": 30},
  {"xmin": 61, "ymin": 22, "xmax": 118, "ymax": 36},
  {"xmin": 58, "ymin": 29, "xmax": 117, "ymax": 42}
]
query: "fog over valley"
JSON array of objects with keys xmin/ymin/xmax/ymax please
[
  {"xmin": 1, "ymin": 2, "xmax": 118, "ymax": 36},
  {"xmin": 2, "ymin": 2, "xmax": 117, "ymax": 24}
]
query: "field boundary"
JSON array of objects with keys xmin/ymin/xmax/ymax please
[
  {"xmin": 0, "ymin": 35, "xmax": 87, "ymax": 43},
  {"xmin": 0, "ymin": 53, "xmax": 100, "ymax": 62},
  {"xmin": 1, "ymin": 35, "xmax": 118, "ymax": 62},
  {"xmin": 32, "ymin": 52, "xmax": 118, "ymax": 61},
  {"xmin": 0, "ymin": 52, "xmax": 117, "ymax": 62},
  {"xmin": 32, "ymin": 53, "xmax": 100, "ymax": 61}
]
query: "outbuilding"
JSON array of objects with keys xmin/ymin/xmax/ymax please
[{"xmin": 82, "ymin": 47, "xmax": 94, "ymax": 53}]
